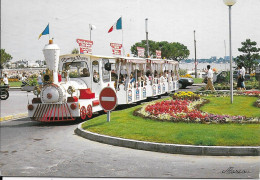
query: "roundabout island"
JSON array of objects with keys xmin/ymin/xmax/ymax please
[{"xmin": 75, "ymin": 90, "xmax": 260, "ymax": 156}]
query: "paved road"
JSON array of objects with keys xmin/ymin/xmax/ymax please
[
  {"xmin": 0, "ymin": 90, "xmax": 34, "ymax": 117},
  {"xmin": 1, "ymin": 85, "xmax": 259, "ymax": 178},
  {"xmin": 1, "ymin": 118, "xmax": 259, "ymax": 178}
]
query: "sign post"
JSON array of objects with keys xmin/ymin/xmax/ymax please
[
  {"xmin": 99, "ymin": 87, "xmax": 117, "ymax": 122},
  {"xmin": 156, "ymin": 50, "xmax": 161, "ymax": 59},
  {"xmin": 137, "ymin": 47, "xmax": 145, "ymax": 57},
  {"xmin": 110, "ymin": 43, "xmax": 122, "ymax": 56},
  {"xmin": 76, "ymin": 39, "xmax": 93, "ymax": 54}
]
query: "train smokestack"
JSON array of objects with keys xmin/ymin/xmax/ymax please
[{"xmin": 43, "ymin": 39, "xmax": 60, "ymax": 84}]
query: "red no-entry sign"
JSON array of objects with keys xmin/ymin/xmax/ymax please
[{"xmin": 99, "ymin": 87, "xmax": 117, "ymax": 111}]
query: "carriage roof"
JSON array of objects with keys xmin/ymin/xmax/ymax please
[{"xmin": 117, "ymin": 57, "xmax": 147, "ymax": 64}]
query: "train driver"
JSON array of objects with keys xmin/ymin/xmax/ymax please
[{"xmin": 81, "ymin": 68, "xmax": 90, "ymax": 77}]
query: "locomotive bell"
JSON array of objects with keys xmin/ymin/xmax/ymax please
[{"xmin": 43, "ymin": 39, "xmax": 60, "ymax": 84}]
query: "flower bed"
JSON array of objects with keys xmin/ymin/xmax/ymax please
[
  {"xmin": 0, "ymin": 78, "xmax": 19, "ymax": 82},
  {"xmin": 180, "ymin": 74, "xmax": 192, "ymax": 78},
  {"xmin": 134, "ymin": 91, "xmax": 260, "ymax": 124},
  {"xmin": 236, "ymin": 90, "xmax": 260, "ymax": 97},
  {"xmin": 173, "ymin": 91, "xmax": 200, "ymax": 101}
]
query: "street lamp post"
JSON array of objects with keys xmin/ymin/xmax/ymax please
[
  {"xmin": 145, "ymin": 18, "xmax": 150, "ymax": 57},
  {"xmin": 194, "ymin": 30, "xmax": 197, "ymax": 78},
  {"xmin": 223, "ymin": 0, "xmax": 236, "ymax": 104},
  {"xmin": 89, "ymin": 24, "xmax": 96, "ymax": 41}
]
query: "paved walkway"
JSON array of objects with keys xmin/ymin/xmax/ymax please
[{"xmin": 0, "ymin": 90, "xmax": 34, "ymax": 121}]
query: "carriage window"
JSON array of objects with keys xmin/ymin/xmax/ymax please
[
  {"xmin": 62, "ymin": 61, "xmax": 89, "ymax": 78},
  {"xmin": 92, "ymin": 60, "xmax": 99, "ymax": 83},
  {"xmin": 102, "ymin": 59, "xmax": 110, "ymax": 83}
]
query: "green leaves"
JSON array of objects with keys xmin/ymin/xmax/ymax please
[
  {"xmin": 235, "ymin": 39, "xmax": 260, "ymax": 73},
  {"xmin": 71, "ymin": 48, "xmax": 79, "ymax": 54},
  {"xmin": 130, "ymin": 40, "xmax": 190, "ymax": 61},
  {"xmin": 0, "ymin": 49, "xmax": 12, "ymax": 69}
]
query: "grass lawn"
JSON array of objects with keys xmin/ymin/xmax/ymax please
[
  {"xmin": 82, "ymin": 103, "xmax": 260, "ymax": 146},
  {"xmin": 1, "ymin": 81, "xmax": 22, "ymax": 87},
  {"xmin": 193, "ymin": 78, "xmax": 203, "ymax": 84},
  {"xmin": 200, "ymin": 96, "xmax": 260, "ymax": 117}
]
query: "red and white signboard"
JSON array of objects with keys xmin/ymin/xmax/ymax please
[
  {"xmin": 76, "ymin": 39, "xmax": 93, "ymax": 54},
  {"xmin": 99, "ymin": 87, "xmax": 117, "ymax": 111},
  {"xmin": 110, "ymin": 43, "xmax": 122, "ymax": 55},
  {"xmin": 156, "ymin": 50, "xmax": 161, "ymax": 59},
  {"xmin": 137, "ymin": 47, "xmax": 145, "ymax": 57}
]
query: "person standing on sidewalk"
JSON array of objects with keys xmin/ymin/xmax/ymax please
[
  {"xmin": 240, "ymin": 63, "xmax": 246, "ymax": 91},
  {"xmin": 237, "ymin": 65, "xmax": 243, "ymax": 91},
  {"xmin": 205, "ymin": 65, "xmax": 215, "ymax": 92},
  {"xmin": 3, "ymin": 74, "xmax": 9, "ymax": 85}
]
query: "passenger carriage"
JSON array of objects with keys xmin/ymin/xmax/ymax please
[{"xmin": 27, "ymin": 40, "xmax": 179, "ymax": 122}]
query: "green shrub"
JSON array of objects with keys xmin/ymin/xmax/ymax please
[{"xmin": 179, "ymin": 69, "xmax": 187, "ymax": 76}]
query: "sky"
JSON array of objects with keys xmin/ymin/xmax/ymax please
[{"xmin": 1, "ymin": 0, "xmax": 260, "ymax": 62}]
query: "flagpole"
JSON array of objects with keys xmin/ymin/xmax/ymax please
[
  {"xmin": 48, "ymin": 23, "xmax": 51, "ymax": 40},
  {"xmin": 89, "ymin": 24, "xmax": 92, "ymax": 41},
  {"xmin": 121, "ymin": 16, "xmax": 125, "ymax": 56}
]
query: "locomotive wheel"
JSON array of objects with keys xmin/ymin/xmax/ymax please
[
  {"xmin": 80, "ymin": 106, "xmax": 87, "ymax": 120},
  {"xmin": 86, "ymin": 104, "xmax": 93, "ymax": 119},
  {"xmin": 0, "ymin": 89, "xmax": 9, "ymax": 100}
]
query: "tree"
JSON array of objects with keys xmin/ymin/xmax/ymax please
[
  {"xmin": 235, "ymin": 39, "xmax": 260, "ymax": 74},
  {"xmin": 71, "ymin": 48, "xmax": 79, "ymax": 54},
  {"xmin": 0, "ymin": 49, "xmax": 12, "ymax": 69},
  {"xmin": 18, "ymin": 64, "xmax": 25, "ymax": 68},
  {"xmin": 130, "ymin": 40, "xmax": 159, "ymax": 58},
  {"xmin": 130, "ymin": 40, "xmax": 190, "ymax": 61}
]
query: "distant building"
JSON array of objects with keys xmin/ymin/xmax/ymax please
[
  {"xmin": 210, "ymin": 56, "xmax": 217, "ymax": 61},
  {"xmin": 35, "ymin": 60, "xmax": 45, "ymax": 67},
  {"xmin": 28, "ymin": 62, "xmax": 40, "ymax": 67},
  {"xmin": 224, "ymin": 56, "xmax": 230, "ymax": 60},
  {"xmin": 11, "ymin": 60, "xmax": 28, "ymax": 68}
]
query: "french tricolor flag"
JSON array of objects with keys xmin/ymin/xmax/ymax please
[{"xmin": 108, "ymin": 17, "xmax": 122, "ymax": 33}]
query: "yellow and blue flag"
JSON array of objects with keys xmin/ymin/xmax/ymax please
[{"xmin": 38, "ymin": 24, "xmax": 49, "ymax": 39}]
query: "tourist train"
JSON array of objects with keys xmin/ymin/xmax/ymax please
[{"xmin": 27, "ymin": 40, "xmax": 180, "ymax": 122}]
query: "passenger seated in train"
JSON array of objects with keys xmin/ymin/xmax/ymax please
[
  {"xmin": 146, "ymin": 70, "xmax": 152, "ymax": 85},
  {"xmin": 159, "ymin": 72, "xmax": 163, "ymax": 83},
  {"xmin": 93, "ymin": 70, "xmax": 99, "ymax": 82},
  {"xmin": 81, "ymin": 68, "xmax": 90, "ymax": 77},
  {"xmin": 171, "ymin": 70, "xmax": 175, "ymax": 81},
  {"xmin": 154, "ymin": 70, "xmax": 158, "ymax": 84},
  {"xmin": 130, "ymin": 73, "xmax": 136, "ymax": 83},
  {"xmin": 119, "ymin": 74, "xmax": 125, "ymax": 84},
  {"xmin": 137, "ymin": 70, "xmax": 145, "ymax": 87},
  {"xmin": 111, "ymin": 69, "xmax": 118, "ymax": 81},
  {"xmin": 123, "ymin": 74, "xmax": 128, "ymax": 90},
  {"xmin": 164, "ymin": 70, "xmax": 168, "ymax": 81}
]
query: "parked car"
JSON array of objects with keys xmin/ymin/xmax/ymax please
[
  {"xmin": 178, "ymin": 78, "xmax": 194, "ymax": 89},
  {"xmin": 203, "ymin": 70, "xmax": 251, "ymax": 84},
  {"xmin": 214, "ymin": 70, "xmax": 250, "ymax": 84}
]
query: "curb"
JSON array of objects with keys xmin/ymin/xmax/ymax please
[
  {"xmin": 193, "ymin": 83, "xmax": 204, "ymax": 86},
  {"xmin": 9, "ymin": 87, "xmax": 21, "ymax": 91},
  {"xmin": 75, "ymin": 122, "xmax": 260, "ymax": 156},
  {"xmin": 0, "ymin": 113, "xmax": 28, "ymax": 122}
]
